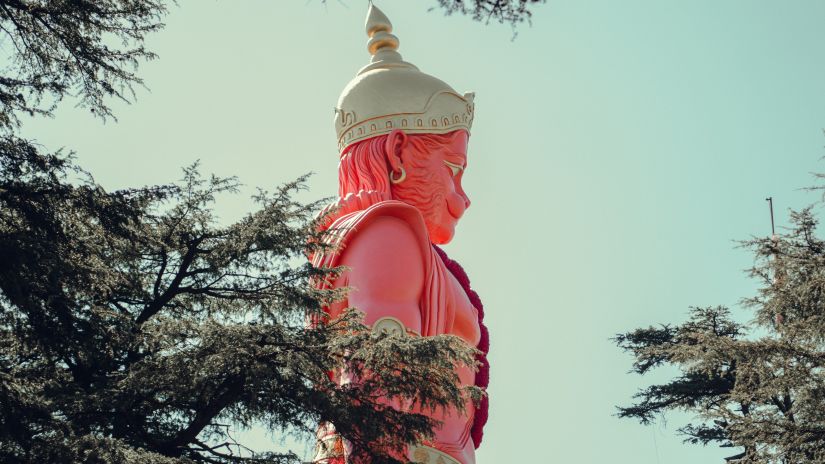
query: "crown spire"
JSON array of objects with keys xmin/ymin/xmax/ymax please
[
  {"xmin": 365, "ymin": 2, "xmax": 392, "ymax": 37},
  {"xmin": 361, "ymin": 3, "xmax": 411, "ymax": 72}
]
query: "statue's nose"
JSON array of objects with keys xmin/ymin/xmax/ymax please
[{"xmin": 458, "ymin": 186, "xmax": 470, "ymax": 209}]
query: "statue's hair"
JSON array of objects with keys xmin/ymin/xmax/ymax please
[
  {"xmin": 319, "ymin": 130, "xmax": 465, "ymax": 230},
  {"xmin": 338, "ymin": 130, "xmax": 462, "ymax": 198},
  {"xmin": 338, "ymin": 134, "xmax": 392, "ymax": 199}
]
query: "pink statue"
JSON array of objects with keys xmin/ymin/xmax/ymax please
[{"xmin": 311, "ymin": 5, "xmax": 488, "ymax": 464}]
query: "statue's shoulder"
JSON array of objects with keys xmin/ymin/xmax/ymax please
[
  {"xmin": 354, "ymin": 200, "xmax": 426, "ymax": 232},
  {"xmin": 320, "ymin": 200, "xmax": 431, "ymax": 266}
]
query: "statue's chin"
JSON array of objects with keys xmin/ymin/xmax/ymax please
[
  {"xmin": 428, "ymin": 222, "xmax": 456, "ymax": 245},
  {"xmin": 397, "ymin": 197, "xmax": 458, "ymax": 244}
]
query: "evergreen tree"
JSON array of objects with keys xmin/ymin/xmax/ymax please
[
  {"xmin": 0, "ymin": 2, "xmax": 481, "ymax": 463},
  {"xmin": 615, "ymin": 208, "xmax": 825, "ymax": 463}
]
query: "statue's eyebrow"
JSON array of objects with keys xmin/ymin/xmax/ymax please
[{"xmin": 444, "ymin": 160, "xmax": 465, "ymax": 172}]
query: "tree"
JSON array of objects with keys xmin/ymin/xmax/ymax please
[
  {"xmin": 615, "ymin": 207, "xmax": 825, "ymax": 463},
  {"xmin": 0, "ymin": 2, "xmax": 481, "ymax": 463}
]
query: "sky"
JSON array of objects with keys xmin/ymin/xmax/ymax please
[{"xmin": 16, "ymin": 0, "xmax": 825, "ymax": 462}]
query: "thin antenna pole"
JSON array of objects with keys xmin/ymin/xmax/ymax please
[{"xmin": 766, "ymin": 196, "xmax": 784, "ymax": 327}]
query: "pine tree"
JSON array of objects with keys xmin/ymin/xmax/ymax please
[{"xmin": 615, "ymin": 208, "xmax": 825, "ymax": 463}]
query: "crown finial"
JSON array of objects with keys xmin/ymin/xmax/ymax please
[
  {"xmin": 366, "ymin": 2, "xmax": 392, "ymax": 37},
  {"xmin": 365, "ymin": 3, "xmax": 400, "ymax": 60}
]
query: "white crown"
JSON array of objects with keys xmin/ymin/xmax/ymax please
[{"xmin": 334, "ymin": 3, "xmax": 475, "ymax": 152}]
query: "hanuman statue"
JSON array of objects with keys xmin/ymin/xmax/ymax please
[{"xmin": 311, "ymin": 4, "xmax": 489, "ymax": 464}]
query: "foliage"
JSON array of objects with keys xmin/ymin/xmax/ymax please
[
  {"xmin": 433, "ymin": 0, "xmax": 545, "ymax": 26},
  {"xmin": 0, "ymin": 0, "xmax": 168, "ymax": 130},
  {"xmin": 0, "ymin": 142, "xmax": 479, "ymax": 463},
  {"xmin": 615, "ymin": 209, "xmax": 825, "ymax": 463}
]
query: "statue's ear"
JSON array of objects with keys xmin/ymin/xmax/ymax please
[{"xmin": 385, "ymin": 129, "xmax": 408, "ymax": 172}]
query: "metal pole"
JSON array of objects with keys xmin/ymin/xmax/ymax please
[{"xmin": 766, "ymin": 197, "xmax": 784, "ymax": 326}]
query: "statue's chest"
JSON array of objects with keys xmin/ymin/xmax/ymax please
[{"xmin": 444, "ymin": 270, "xmax": 481, "ymax": 347}]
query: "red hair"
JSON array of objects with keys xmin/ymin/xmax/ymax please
[
  {"xmin": 338, "ymin": 131, "xmax": 462, "ymax": 197},
  {"xmin": 324, "ymin": 131, "xmax": 463, "ymax": 226}
]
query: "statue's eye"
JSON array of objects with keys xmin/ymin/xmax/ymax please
[{"xmin": 444, "ymin": 160, "xmax": 464, "ymax": 177}]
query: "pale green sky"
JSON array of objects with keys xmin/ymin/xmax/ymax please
[{"xmin": 17, "ymin": 1, "xmax": 825, "ymax": 462}]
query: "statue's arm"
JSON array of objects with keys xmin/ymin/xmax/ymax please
[{"xmin": 335, "ymin": 216, "xmax": 425, "ymax": 333}]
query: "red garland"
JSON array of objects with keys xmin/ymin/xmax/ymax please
[{"xmin": 432, "ymin": 246, "xmax": 489, "ymax": 448}]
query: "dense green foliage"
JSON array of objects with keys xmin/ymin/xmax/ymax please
[
  {"xmin": 0, "ymin": 1, "xmax": 483, "ymax": 463},
  {"xmin": 616, "ymin": 209, "xmax": 825, "ymax": 463}
]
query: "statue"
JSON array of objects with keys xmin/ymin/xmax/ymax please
[{"xmin": 311, "ymin": 4, "xmax": 489, "ymax": 463}]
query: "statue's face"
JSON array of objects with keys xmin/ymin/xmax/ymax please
[{"xmin": 393, "ymin": 131, "xmax": 471, "ymax": 244}]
